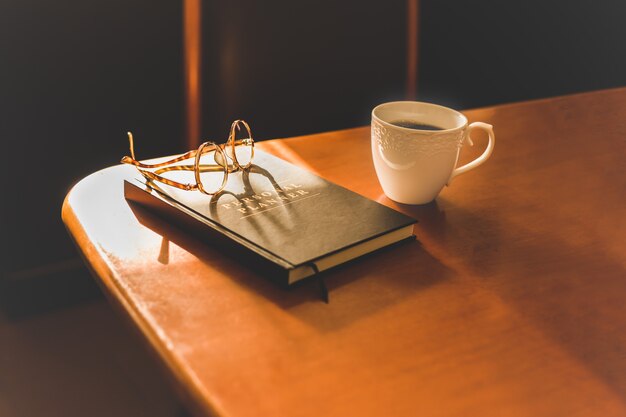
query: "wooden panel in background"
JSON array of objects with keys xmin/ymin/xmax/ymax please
[{"xmin": 199, "ymin": 0, "xmax": 407, "ymax": 141}]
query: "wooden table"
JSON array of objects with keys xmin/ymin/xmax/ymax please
[{"xmin": 63, "ymin": 88, "xmax": 626, "ymax": 417}]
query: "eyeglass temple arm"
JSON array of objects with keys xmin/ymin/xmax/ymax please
[
  {"xmin": 133, "ymin": 163, "xmax": 223, "ymax": 192},
  {"xmin": 121, "ymin": 132, "xmax": 199, "ymax": 168},
  {"xmin": 135, "ymin": 168, "xmax": 198, "ymax": 191},
  {"xmin": 152, "ymin": 164, "xmax": 225, "ymax": 175}
]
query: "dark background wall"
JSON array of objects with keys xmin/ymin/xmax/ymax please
[
  {"xmin": 0, "ymin": 0, "xmax": 183, "ymax": 312},
  {"xmin": 418, "ymin": 1, "xmax": 626, "ymax": 110},
  {"xmin": 1, "ymin": 0, "xmax": 182, "ymax": 271},
  {"xmin": 199, "ymin": 0, "xmax": 407, "ymax": 140},
  {"xmin": 199, "ymin": 1, "xmax": 626, "ymax": 140},
  {"xmin": 1, "ymin": 0, "xmax": 625, "ymax": 312}
]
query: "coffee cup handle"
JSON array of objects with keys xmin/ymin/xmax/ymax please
[{"xmin": 447, "ymin": 122, "xmax": 495, "ymax": 185}]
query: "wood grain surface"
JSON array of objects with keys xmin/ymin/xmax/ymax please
[{"xmin": 62, "ymin": 88, "xmax": 626, "ymax": 417}]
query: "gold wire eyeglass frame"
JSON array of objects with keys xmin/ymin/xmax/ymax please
[{"xmin": 121, "ymin": 120, "xmax": 255, "ymax": 195}]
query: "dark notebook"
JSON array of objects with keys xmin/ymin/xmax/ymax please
[{"xmin": 124, "ymin": 150, "xmax": 416, "ymax": 285}]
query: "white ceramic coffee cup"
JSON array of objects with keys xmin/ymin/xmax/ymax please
[{"xmin": 371, "ymin": 101, "xmax": 495, "ymax": 204}]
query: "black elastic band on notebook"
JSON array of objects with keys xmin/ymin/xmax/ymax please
[{"xmin": 309, "ymin": 263, "xmax": 328, "ymax": 304}]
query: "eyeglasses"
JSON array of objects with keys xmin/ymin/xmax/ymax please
[{"xmin": 121, "ymin": 120, "xmax": 255, "ymax": 195}]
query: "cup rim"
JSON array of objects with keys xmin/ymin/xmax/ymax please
[{"xmin": 372, "ymin": 101, "xmax": 468, "ymax": 133}]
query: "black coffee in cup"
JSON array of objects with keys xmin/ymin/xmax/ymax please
[{"xmin": 390, "ymin": 120, "xmax": 444, "ymax": 131}]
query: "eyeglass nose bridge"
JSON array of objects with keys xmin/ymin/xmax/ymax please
[
  {"xmin": 213, "ymin": 144, "xmax": 231, "ymax": 168},
  {"xmin": 213, "ymin": 140, "xmax": 254, "ymax": 171}
]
